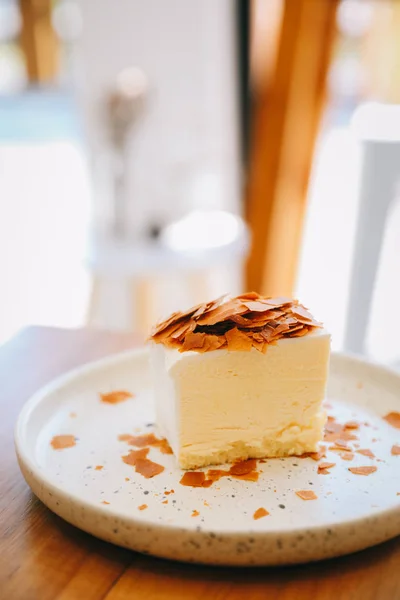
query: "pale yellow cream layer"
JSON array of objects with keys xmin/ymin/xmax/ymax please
[{"xmin": 152, "ymin": 330, "xmax": 330, "ymax": 469}]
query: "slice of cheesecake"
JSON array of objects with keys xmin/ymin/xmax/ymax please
[{"xmin": 150, "ymin": 293, "xmax": 330, "ymax": 470}]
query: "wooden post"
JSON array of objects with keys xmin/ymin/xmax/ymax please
[
  {"xmin": 246, "ymin": 0, "xmax": 339, "ymax": 296},
  {"xmin": 19, "ymin": 0, "xmax": 58, "ymax": 83}
]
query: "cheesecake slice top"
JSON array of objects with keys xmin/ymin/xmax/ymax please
[{"xmin": 150, "ymin": 292, "xmax": 323, "ymax": 354}]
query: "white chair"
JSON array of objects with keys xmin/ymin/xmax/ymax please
[
  {"xmin": 85, "ymin": 210, "xmax": 250, "ymax": 335},
  {"xmin": 345, "ymin": 103, "xmax": 400, "ymax": 354}
]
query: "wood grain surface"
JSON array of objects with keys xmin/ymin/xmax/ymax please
[{"xmin": 1, "ymin": 326, "xmax": 400, "ymax": 600}]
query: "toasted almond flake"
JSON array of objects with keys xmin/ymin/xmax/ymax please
[
  {"xmin": 391, "ymin": 445, "xmax": 400, "ymax": 456},
  {"xmin": 348, "ymin": 466, "xmax": 377, "ymax": 475},
  {"xmin": 50, "ymin": 435, "xmax": 76, "ymax": 450},
  {"xmin": 150, "ymin": 294, "xmax": 322, "ymax": 353},
  {"xmin": 225, "ymin": 327, "xmax": 253, "ymax": 352},
  {"xmin": 95, "ymin": 465, "xmax": 104, "ymax": 471},
  {"xmin": 134, "ymin": 458, "xmax": 164, "ymax": 479},
  {"xmin": 384, "ymin": 412, "xmax": 400, "ymax": 429},
  {"xmin": 101, "ymin": 501, "xmax": 110, "ymax": 505},
  {"xmin": 100, "ymin": 390, "xmax": 133, "ymax": 404},
  {"xmin": 318, "ymin": 462, "xmax": 336, "ymax": 474},
  {"xmin": 191, "ymin": 510, "xmax": 200, "ymax": 517},
  {"xmin": 138, "ymin": 504, "xmax": 148, "ymax": 511},
  {"xmin": 253, "ymin": 507, "xmax": 269, "ymax": 520},
  {"xmin": 356, "ymin": 449, "xmax": 375, "ymax": 459},
  {"xmin": 180, "ymin": 472, "xmax": 206, "ymax": 487},
  {"xmin": 296, "ymin": 490, "xmax": 317, "ymax": 500}
]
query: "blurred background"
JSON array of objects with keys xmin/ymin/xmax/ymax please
[{"xmin": 0, "ymin": 0, "xmax": 399, "ymax": 364}]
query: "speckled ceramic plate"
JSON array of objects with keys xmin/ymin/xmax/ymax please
[{"xmin": 15, "ymin": 348, "xmax": 400, "ymax": 566}]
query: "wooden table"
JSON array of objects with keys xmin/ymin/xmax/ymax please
[{"xmin": 1, "ymin": 327, "xmax": 400, "ymax": 599}]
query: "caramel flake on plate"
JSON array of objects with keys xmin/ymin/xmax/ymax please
[
  {"xmin": 324, "ymin": 417, "xmax": 358, "ymax": 443},
  {"xmin": 391, "ymin": 445, "xmax": 400, "ymax": 456},
  {"xmin": 317, "ymin": 462, "xmax": 336, "ymax": 474},
  {"xmin": 95, "ymin": 465, "xmax": 104, "ymax": 471},
  {"xmin": 348, "ymin": 466, "xmax": 377, "ymax": 476},
  {"xmin": 356, "ymin": 449, "xmax": 375, "ymax": 459},
  {"xmin": 339, "ymin": 452, "xmax": 354, "ymax": 461},
  {"xmin": 100, "ymin": 390, "xmax": 133, "ymax": 404},
  {"xmin": 125, "ymin": 433, "xmax": 160, "ymax": 447},
  {"xmin": 191, "ymin": 510, "xmax": 200, "ymax": 517},
  {"xmin": 50, "ymin": 435, "xmax": 76, "ymax": 450},
  {"xmin": 134, "ymin": 458, "xmax": 165, "ymax": 479},
  {"xmin": 138, "ymin": 504, "xmax": 148, "ymax": 511},
  {"xmin": 344, "ymin": 420, "xmax": 359, "ymax": 430},
  {"xmin": 101, "ymin": 501, "xmax": 110, "ymax": 505},
  {"xmin": 296, "ymin": 490, "xmax": 318, "ymax": 500},
  {"xmin": 122, "ymin": 448, "xmax": 149, "ymax": 466},
  {"xmin": 299, "ymin": 445, "xmax": 327, "ymax": 461},
  {"xmin": 153, "ymin": 438, "xmax": 173, "ymax": 454},
  {"xmin": 253, "ymin": 507, "xmax": 269, "ymax": 520},
  {"xmin": 119, "ymin": 432, "xmax": 173, "ymax": 454},
  {"xmin": 229, "ymin": 459, "xmax": 257, "ymax": 476},
  {"xmin": 384, "ymin": 412, "xmax": 400, "ymax": 429},
  {"xmin": 180, "ymin": 459, "xmax": 260, "ymax": 488},
  {"xmin": 180, "ymin": 472, "xmax": 206, "ymax": 487}
]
